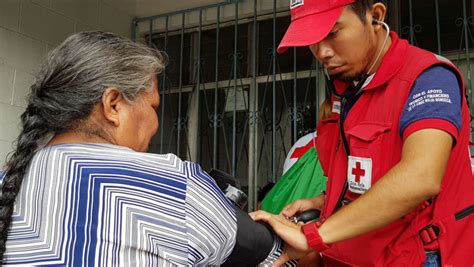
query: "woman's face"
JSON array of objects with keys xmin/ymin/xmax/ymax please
[{"xmin": 117, "ymin": 78, "xmax": 160, "ymax": 152}]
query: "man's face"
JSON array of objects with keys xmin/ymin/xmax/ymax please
[
  {"xmin": 309, "ymin": 6, "xmax": 378, "ymax": 82},
  {"xmin": 119, "ymin": 78, "xmax": 160, "ymax": 152}
]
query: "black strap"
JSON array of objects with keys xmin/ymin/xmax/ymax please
[
  {"xmin": 327, "ymin": 76, "xmax": 367, "ymax": 214},
  {"xmin": 332, "ymin": 97, "xmax": 351, "ymax": 213}
]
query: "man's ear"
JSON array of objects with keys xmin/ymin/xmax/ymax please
[
  {"xmin": 101, "ymin": 87, "xmax": 125, "ymax": 127},
  {"xmin": 369, "ymin": 2, "xmax": 387, "ymax": 27}
]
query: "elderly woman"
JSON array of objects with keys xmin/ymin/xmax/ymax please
[{"xmin": 0, "ymin": 31, "xmax": 291, "ymax": 266}]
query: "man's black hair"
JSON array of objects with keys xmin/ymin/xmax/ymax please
[{"xmin": 350, "ymin": 0, "xmax": 386, "ymax": 23}]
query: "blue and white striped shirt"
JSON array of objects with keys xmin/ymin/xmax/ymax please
[{"xmin": 3, "ymin": 143, "xmax": 285, "ymax": 266}]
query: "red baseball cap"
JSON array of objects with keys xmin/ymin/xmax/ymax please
[{"xmin": 277, "ymin": 0, "xmax": 356, "ymax": 53}]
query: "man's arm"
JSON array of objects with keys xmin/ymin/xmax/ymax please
[
  {"xmin": 251, "ymin": 128, "xmax": 452, "ymax": 254},
  {"xmin": 318, "ymin": 128, "xmax": 452, "ymax": 243}
]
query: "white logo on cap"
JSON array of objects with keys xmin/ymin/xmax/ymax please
[{"xmin": 290, "ymin": 0, "xmax": 304, "ymax": 9}]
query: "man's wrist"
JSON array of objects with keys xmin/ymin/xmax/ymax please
[
  {"xmin": 313, "ymin": 192, "xmax": 326, "ymax": 209},
  {"xmin": 302, "ymin": 220, "xmax": 331, "ymax": 252}
]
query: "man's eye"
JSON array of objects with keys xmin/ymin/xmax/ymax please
[{"xmin": 328, "ymin": 30, "xmax": 338, "ymax": 37}]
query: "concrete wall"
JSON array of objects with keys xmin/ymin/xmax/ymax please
[{"xmin": 0, "ymin": 0, "xmax": 135, "ymax": 168}]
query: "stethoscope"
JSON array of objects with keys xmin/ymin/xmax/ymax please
[{"xmin": 326, "ymin": 20, "xmax": 391, "ymax": 213}]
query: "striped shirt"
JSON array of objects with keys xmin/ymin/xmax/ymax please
[{"xmin": 3, "ymin": 144, "xmax": 285, "ymax": 266}]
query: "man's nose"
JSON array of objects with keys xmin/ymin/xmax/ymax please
[{"xmin": 312, "ymin": 42, "xmax": 334, "ymax": 61}]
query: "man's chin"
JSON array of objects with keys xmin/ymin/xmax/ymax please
[{"xmin": 330, "ymin": 73, "xmax": 363, "ymax": 83}]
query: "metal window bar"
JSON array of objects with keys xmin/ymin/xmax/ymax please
[
  {"xmin": 213, "ymin": 6, "xmax": 221, "ymax": 169},
  {"xmin": 462, "ymin": 0, "xmax": 472, "ymax": 106},
  {"xmin": 196, "ymin": 9, "xmax": 203, "ymax": 162},
  {"xmin": 159, "ymin": 16, "xmax": 169, "ymax": 155},
  {"xmin": 408, "ymin": 0, "xmax": 414, "ymax": 44},
  {"xmin": 177, "ymin": 13, "xmax": 185, "ymax": 157},
  {"xmin": 293, "ymin": 48, "xmax": 297, "ymax": 144},
  {"xmin": 271, "ymin": 0, "xmax": 277, "ymax": 182},
  {"xmin": 435, "ymin": 0, "xmax": 442, "ymax": 54},
  {"xmin": 232, "ymin": 1, "xmax": 238, "ymax": 177},
  {"xmin": 250, "ymin": 0, "xmax": 257, "ymax": 210}
]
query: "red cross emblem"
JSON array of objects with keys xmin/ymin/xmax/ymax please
[{"xmin": 352, "ymin": 162, "xmax": 365, "ymax": 183}]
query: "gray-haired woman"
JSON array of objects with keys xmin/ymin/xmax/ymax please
[{"xmin": 0, "ymin": 31, "xmax": 293, "ymax": 266}]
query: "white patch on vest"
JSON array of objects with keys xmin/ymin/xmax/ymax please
[
  {"xmin": 347, "ymin": 156, "xmax": 372, "ymax": 194},
  {"xmin": 332, "ymin": 101, "xmax": 341, "ymax": 114},
  {"xmin": 407, "ymin": 88, "xmax": 452, "ymax": 112},
  {"xmin": 290, "ymin": 0, "xmax": 304, "ymax": 9}
]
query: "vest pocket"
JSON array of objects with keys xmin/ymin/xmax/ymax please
[
  {"xmin": 345, "ymin": 122, "xmax": 392, "ymax": 181},
  {"xmin": 346, "ymin": 122, "xmax": 392, "ymax": 148}
]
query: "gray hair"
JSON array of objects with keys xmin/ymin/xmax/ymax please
[{"xmin": 0, "ymin": 31, "xmax": 165, "ymax": 262}]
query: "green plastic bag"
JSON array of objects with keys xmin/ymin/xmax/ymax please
[{"xmin": 261, "ymin": 147, "xmax": 327, "ymax": 214}]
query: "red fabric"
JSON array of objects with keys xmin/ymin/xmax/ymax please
[
  {"xmin": 277, "ymin": 0, "xmax": 355, "ymax": 53},
  {"xmin": 290, "ymin": 137, "xmax": 317, "ymax": 159},
  {"xmin": 402, "ymin": 118, "xmax": 459, "ymax": 141},
  {"xmin": 315, "ymin": 33, "xmax": 474, "ymax": 266},
  {"xmin": 302, "ymin": 221, "xmax": 331, "ymax": 252}
]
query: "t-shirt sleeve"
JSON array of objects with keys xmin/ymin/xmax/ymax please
[
  {"xmin": 184, "ymin": 162, "xmax": 237, "ymax": 266},
  {"xmin": 400, "ymin": 65, "xmax": 462, "ymax": 141},
  {"xmin": 258, "ymin": 237, "xmax": 298, "ymax": 266},
  {"xmin": 184, "ymin": 162, "xmax": 296, "ymax": 266}
]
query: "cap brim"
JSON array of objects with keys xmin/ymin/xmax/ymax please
[{"xmin": 277, "ymin": 6, "xmax": 345, "ymax": 54}]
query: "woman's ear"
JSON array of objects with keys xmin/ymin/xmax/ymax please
[{"xmin": 101, "ymin": 87, "xmax": 124, "ymax": 127}]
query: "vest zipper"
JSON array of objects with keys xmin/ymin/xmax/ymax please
[{"xmin": 455, "ymin": 205, "xmax": 474, "ymax": 221}]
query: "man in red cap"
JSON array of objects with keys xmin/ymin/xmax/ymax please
[{"xmin": 251, "ymin": 0, "xmax": 474, "ymax": 266}]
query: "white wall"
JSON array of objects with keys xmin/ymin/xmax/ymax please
[{"xmin": 0, "ymin": 0, "xmax": 136, "ymax": 168}]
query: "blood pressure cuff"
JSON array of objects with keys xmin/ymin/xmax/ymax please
[{"xmin": 222, "ymin": 206, "xmax": 275, "ymax": 266}]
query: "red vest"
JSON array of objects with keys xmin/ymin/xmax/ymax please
[{"xmin": 315, "ymin": 33, "xmax": 474, "ymax": 266}]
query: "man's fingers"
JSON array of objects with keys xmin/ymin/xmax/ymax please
[
  {"xmin": 281, "ymin": 203, "xmax": 298, "ymax": 217},
  {"xmin": 249, "ymin": 210, "xmax": 272, "ymax": 222},
  {"xmin": 250, "ymin": 211, "xmax": 287, "ymax": 229}
]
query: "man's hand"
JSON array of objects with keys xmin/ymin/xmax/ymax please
[
  {"xmin": 280, "ymin": 194, "xmax": 325, "ymax": 218},
  {"xmin": 249, "ymin": 210, "xmax": 313, "ymax": 265}
]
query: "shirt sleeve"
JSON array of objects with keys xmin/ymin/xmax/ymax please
[
  {"xmin": 184, "ymin": 162, "xmax": 237, "ymax": 266},
  {"xmin": 400, "ymin": 65, "xmax": 462, "ymax": 141},
  {"xmin": 184, "ymin": 162, "xmax": 297, "ymax": 266},
  {"xmin": 258, "ymin": 237, "xmax": 298, "ymax": 266}
]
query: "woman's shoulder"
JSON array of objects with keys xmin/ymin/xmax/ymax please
[{"xmin": 43, "ymin": 143, "xmax": 186, "ymax": 173}]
